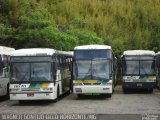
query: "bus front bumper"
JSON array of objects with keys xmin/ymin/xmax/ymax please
[
  {"xmin": 10, "ymin": 92, "xmax": 56, "ymax": 100},
  {"xmin": 123, "ymin": 82, "xmax": 156, "ymax": 89},
  {"xmin": 73, "ymin": 85, "xmax": 112, "ymax": 94}
]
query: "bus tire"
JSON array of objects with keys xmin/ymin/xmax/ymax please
[
  {"xmin": 77, "ymin": 94, "xmax": 83, "ymax": 99},
  {"xmin": 19, "ymin": 100, "xmax": 25, "ymax": 104},
  {"xmin": 123, "ymin": 88, "xmax": 127, "ymax": 93},
  {"xmin": 54, "ymin": 86, "xmax": 59, "ymax": 102},
  {"xmin": 5, "ymin": 84, "xmax": 9, "ymax": 99},
  {"xmin": 107, "ymin": 94, "xmax": 112, "ymax": 98},
  {"xmin": 102, "ymin": 94, "xmax": 112, "ymax": 98},
  {"xmin": 148, "ymin": 88, "xmax": 153, "ymax": 93}
]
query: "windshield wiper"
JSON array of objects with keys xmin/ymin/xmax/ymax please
[
  {"xmin": 132, "ymin": 66, "xmax": 138, "ymax": 75},
  {"xmin": 92, "ymin": 68, "xmax": 108, "ymax": 80},
  {"xmin": 31, "ymin": 71, "xmax": 39, "ymax": 81},
  {"xmin": 140, "ymin": 65, "xmax": 148, "ymax": 75}
]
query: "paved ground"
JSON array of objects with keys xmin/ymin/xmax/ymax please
[{"xmin": 0, "ymin": 85, "xmax": 160, "ymax": 120}]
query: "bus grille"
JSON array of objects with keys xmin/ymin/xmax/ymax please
[{"xmin": 21, "ymin": 89, "xmax": 40, "ymax": 91}]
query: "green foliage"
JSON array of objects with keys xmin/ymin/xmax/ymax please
[
  {"xmin": 68, "ymin": 28, "xmax": 104, "ymax": 45},
  {"xmin": 53, "ymin": 0, "xmax": 160, "ymax": 57},
  {"xmin": 0, "ymin": 0, "xmax": 160, "ymax": 57},
  {"xmin": 0, "ymin": 23, "xmax": 15, "ymax": 46}
]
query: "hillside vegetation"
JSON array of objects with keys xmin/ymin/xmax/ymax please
[{"xmin": 0, "ymin": 0, "xmax": 160, "ymax": 57}]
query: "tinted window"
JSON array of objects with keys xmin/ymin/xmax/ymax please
[
  {"xmin": 123, "ymin": 61, "xmax": 139, "ymax": 75},
  {"xmin": 74, "ymin": 50, "xmax": 111, "ymax": 59},
  {"xmin": 11, "ymin": 56, "xmax": 53, "ymax": 62},
  {"xmin": 140, "ymin": 61, "xmax": 155, "ymax": 75}
]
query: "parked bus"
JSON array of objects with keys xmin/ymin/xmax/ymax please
[
  {"xmin": 0, "ymin": 46, "xmax": 15, "ymax": 97},
  {"xmin": 156, "ymin": 52, "xmax": 160, "ymax": 88},
  {"xmin": 9, "ymin": 48, "xmax": 73, "ymax": 103},
  {"xmin": 72, "ymin": 45, "xmax": 117, "ymax": 98},
  {"xmin": 121, "ymin": 50, "xmax": 156, "ymax": 92}
]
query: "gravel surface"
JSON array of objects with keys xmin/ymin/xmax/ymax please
[{"xmin": 0, "ymin": 85, "xmax": 160, "ymax": 114}]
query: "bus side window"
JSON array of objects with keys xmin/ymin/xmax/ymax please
[{"xmin": 52, "ymin": 63, "xmax": 56, "ymax": 80}]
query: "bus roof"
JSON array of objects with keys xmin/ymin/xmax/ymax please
[
  {"xmin": 11, "ymin": 48, "xmax": 56, "ymax": 56},
  {"xmin": 11, "ymin": 48, "xmax": 73, "ymax": 57},
  {"xmin": 0, "ymin": 46, "xmax": 15, "ymax": 55},
  {"xmin": 123, "ymin": 50, "xmax": 155, "ymax": 56},
  {"xmin": 74, "ymin": 45, "xmax": 111, "ymax": 50}
]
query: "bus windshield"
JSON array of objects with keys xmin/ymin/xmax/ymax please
[
  {"xmin": 123, "ymin": 61, "xmax": 139, "ymax": 75},
  {"xmin": 73, "ymin": 59, "xmax": 110, "ymax": 80},
  {"xmin": 123, "ymin": 56, "xmax": 155, "ymax": 75},
  {"xmin": 11, "ymin": 62, "xmax": 52, "ymax": 82}
]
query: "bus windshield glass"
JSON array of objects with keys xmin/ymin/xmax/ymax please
[
  {"xmin": 140, "ymin": 61, "xmax": 155, "ymax": 75},
  {"xmin": 11, "ymin": 62, "xmax": 52, "ymax": 82},
  {"xmin": 123, "ymin": 61, "xmax": 139, "ymax": 75},
  {"xmin": 73, "ymin": 59, "xmax": 110, "ymax": 80},
  {"xmin": 11, "ymin": 63, "xmax": 30, "ymax": 81},
  {"xmin": 74, "ymin": 50, "xmax": 111, "ymax": 59},
  {"xmin": 123, "ymin": 56, "xmax": 155, "ymax": 75},
  {"xmin": 31, "ymin": 63, "xmax": 51, "ymax": 81}
]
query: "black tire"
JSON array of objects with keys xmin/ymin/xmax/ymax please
[
  {"xmin": 123, "ymin": 88, "xmax": 127, "ymax": 93},
  {"xmin": 102, "ymin": 94, "xmax": 107, "ymax": 98},
  {"xmin": 5, "ymin": 84, "xmax": 9, "ymax": 99},
  {"xmin": 102, "ymin": 94, "xmax": 112, "ymax": 98},
  {"xmin": 77, "ymin": 94, "xmax": 83, "ymax": 99},
  {"xmin": 54, "ymin": 86, "xmax": 59, "ymax": 102},
  {"xmin": 19, "ymin": 100, "xmax": 25, "ymax": 104},
  {"xmin": 148, "ymin": 88, "xmax": 153, "ymax": 93},
  {"xmin": 107, "ymin": 94, "xmax": 112, "ymax": 98}
]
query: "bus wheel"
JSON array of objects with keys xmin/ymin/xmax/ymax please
[
  {"xmin": 54, "ymin": 86, "xmax": 59, "ymax": 102},
  {"xmin": 123, "ymin": 88, "xmax": 127, "ymax": 93},
  {"xmin": 107, "ymin": 94, "xmax": 112, "ymax": 98},
  {"xmin": 102, "ymin": 94, "xmax": 111, "ymax": 98},
  {"xmin": 19, "ymin": 100, "xmax": 25, "ymax": 104},
  {"xmin": 77, "ymin": 94, "xmax": 83, "ymax": 99},
  {"xmin": 148, "ymin": 88, "xmax": 153, "ymax": 93},
  {"xmin": 5, "ymin": 84, "xmax": 9, "ymax": 99}
]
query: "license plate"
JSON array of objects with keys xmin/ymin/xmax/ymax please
[
  {"xmin": 27, "ymin": 93, "xmax": 34, "ymax": 97},
  {"xmin": 137, "ymin": 84, "xmax": 142, "ymax": 86},
  {"xmin": 75, "ymin": 88, "xmax": 82, "ymax": 93}
]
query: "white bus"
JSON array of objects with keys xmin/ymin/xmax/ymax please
[
  {"xmin": 156, "ymin": 52, "xmax": 160, "ymax": 88},
  {"xmin": 0, "ymin": 46, "xmax": 15, "ymax": 97},
  {"xmin": 9, "ymin": 48, "xmax": 73, "ymax": 103},
  {"xmin": 72, "ymin": 45, "xmax": 117, "ymax": 98},
  {"xmin": 121, "ymin": 50, "xmax": 156, "ymax": 92}
]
